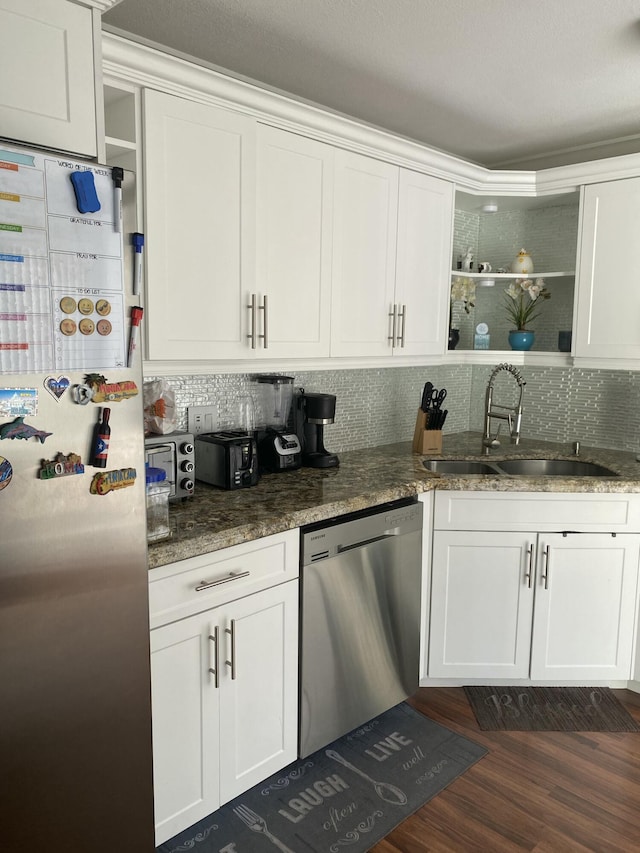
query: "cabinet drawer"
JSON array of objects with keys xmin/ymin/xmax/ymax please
[
  {"xmin": 149, "ymin": 529, "xmax": 299, "ymax": 628},
  {"xmin": 434, "ymin": 491, "xmax": 640, "ymax": 533}
]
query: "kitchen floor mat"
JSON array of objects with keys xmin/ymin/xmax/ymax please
[
  {"xmin": 464, "ymin": 686, "xmax": 640, "ymax": 732},
  {"xmin": 156, "ymin": 702, "xmax": 487, "ymax": 853}
]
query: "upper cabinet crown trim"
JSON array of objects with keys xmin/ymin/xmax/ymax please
[{"xmin": 102, "ymin": 32, "xmax": 640, "ymax": 196}]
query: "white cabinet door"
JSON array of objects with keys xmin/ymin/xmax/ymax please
[
  {"xmin": 219, "ymin": 580, "xmax": 299, "ymax": 803},
  {"xmin": 150, "ymin": 610, "xmax": 220, "ymax": 846},
  {"xmin": 0, "ymin": 0, "xmax": 97, "ymax": 156},
  {"xmin": 256, "ymin": 125, "xmax": 333, "ymax": 358},
  {"xmin": 530, "ymin": 533, "xmax": 640, "ymax": 681},
  {"xmin": 395, "ymin": 170, "xmax": 454, "ymax": 356},
  {"xmin": 143, "ymin": 90, "xmax": 256, "ymax": 360},
  {"xmin": 429, "ymin": 531, "xmax": 535, "ymax": 679},
  {"xmin": 331, "ymin": 150, "xmax": 399, "ymax": 357},
  {"xmin": 151, "ymin": 579, "xmax": 299, "ymax": 845},
  {"xmin": 575, "ymin": 178, "xmax": 640, "ymax": 359}
]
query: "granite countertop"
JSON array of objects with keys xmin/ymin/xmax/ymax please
[{"xmin": 147, "ymin": 431, "xmax": 640, "ymax": 569}]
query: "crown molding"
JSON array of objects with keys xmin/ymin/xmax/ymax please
[
  {"xmin": 102, "ymin": 33, "xmax": 538, "ymax": 194},
  {"xmin": 102, "ymin": 31, "xmax": 640, "ymax": 199},
  {"xmin": 77, "ymin": 1, "xmax": 123, "ymax": 11}
]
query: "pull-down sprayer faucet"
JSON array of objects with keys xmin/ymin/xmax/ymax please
[{"xmin": 482, "ymin": 363, "xmax": 526, "ymax": 454}]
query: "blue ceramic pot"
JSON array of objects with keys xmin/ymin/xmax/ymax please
[{"xmin": 508, "ymin": 330, "xmax": 535, "ymax": 351}]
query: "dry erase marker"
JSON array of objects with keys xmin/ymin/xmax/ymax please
[
  {"xmin": 112, "ymin": 166, "xmax": 124, "ymax": 232},
  {"xmin": 132, "ymin": 232, "xmax": 145, "ymax": 296},
  {"xmin": 127, "ymin": 306, "xmax": 143, "ymax": 367}
]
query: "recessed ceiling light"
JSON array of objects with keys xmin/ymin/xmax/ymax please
[{"xmin": 481, "ymin": 203, "xmax": 498, "ymax": 213}]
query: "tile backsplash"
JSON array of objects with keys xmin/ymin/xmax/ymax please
[{"xmin": 145, "ymin": 363, "xmax": 640, "ymax": 455}]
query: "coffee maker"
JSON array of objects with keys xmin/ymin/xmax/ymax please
[
  {"xmin": 295, "ymin": 390, "xmax": 339, "ymax": 468},
  {"xmin": 252, "ymin": 374, "xmax": 302, "ymax": 472}
]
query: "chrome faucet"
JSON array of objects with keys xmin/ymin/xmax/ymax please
[{"xmin": 482, "ymin": 363, "xmax": 526, "ymax": 453}]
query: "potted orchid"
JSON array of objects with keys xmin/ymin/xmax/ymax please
[
  {"xmin": 504, "ymin": 278, "xmax": 550, "ymax": 350},
  {"xmin": 449, "ymin": 276, "xmax": 476, "ymax": 349}
]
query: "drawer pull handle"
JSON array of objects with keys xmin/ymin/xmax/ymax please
[
  {"xmin": 225, "ymin": 619, "xmax": 236, "ymax": 680},
  {"xmin": 195, "ymin": 570, "xmax": 250, "ymax": 592},
  {"xmin": 208, "ymin": 625, "xmax": 220, "ymax": 688}
]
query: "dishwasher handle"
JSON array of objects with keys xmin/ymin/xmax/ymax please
[{"xmin": 337, "ymin": 532, "xmax": 399, "ymax": 554}]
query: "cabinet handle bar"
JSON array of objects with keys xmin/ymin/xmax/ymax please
[
  {"xmin": 388, "ymin": 304, "xmax": 397, "ymax": 346},
  {"xmin": 195, "ymin": 570, "xmax": 250, "ymax": 592},
  {"xmin": 398, "ymin": 304, "xmax": 406, "ymax": 347},
  {"xmin": 260, "ymin": 294, "xmax": 268, "ymax": 349},
  {"xmin": 541, "ymin": 545, "xmax": 550, "ymax": 589},
  {"xmin": 225, "ymin": 619, "xmax": 236, "ymax": 680},
  {"xmin": 525, "ymin": 543, "xmax": 534, "ymax": 588},
  {"xmin": 247, "ymin": 293, "xmax": 257, "ymax": 348},
  {"xmin": 208, "ymin": 625, "xmax": 220, "ymax": 688}
]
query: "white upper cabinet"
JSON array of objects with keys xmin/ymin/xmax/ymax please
[
  {"xmin": 331, "ymin": 151, "xmax": 453, "ymax": 358},
  {"xmin": 331, "ymin": 150, "xmax": 399, "ymax": 357},
  {"xmin": 574, "ymin": 177, "xmax": 640, "ymax": 360},
  {"xmin": 395, "ymin": 169, "xmax": 453, "ymax": 356},
  {"xmin": 0, "ymin": 0, "xmax": 97, "ymax": 156},
  {"xmin": 255, "ymin": 125, "xmax": 333, "ymax": 358},
  {"xmin": 143, "ymin": 89, "xmax": 257, "ymax": 360}
]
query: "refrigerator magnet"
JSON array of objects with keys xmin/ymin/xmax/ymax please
[
  {"xmin": 0, "ymin": 416, "xmax": 52, "ymax": 443},
  {"xmin": 0, "ymin": 387, "xmax": 38, "ymax": 417},
  {"xmin": 0, "ymin": 455, "xmax": 13, "ymax": 491},
  {"xmin": 44, "ymin": 376, "xmax": 70, "ymax": 401},
  {"xmin": 39, "ymin": 452, "xmax": 85, "ymax": 479},
  {"xmin": 82, "ymin": 373, "xmax": 139, "ymax": 403},
  {"xmin": 89, "ymin": 468, "xmax": 137, "ymax": 496},
  {"xmin": 72, "ymin": 383, "xmax": 94, "ymax": 405}
]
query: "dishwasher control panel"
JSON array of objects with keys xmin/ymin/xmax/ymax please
[{"xmin": 301, "ymin": 498, "xmax": 422, "ymax": 565}]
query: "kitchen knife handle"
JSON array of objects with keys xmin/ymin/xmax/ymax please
[
  {"xmin": 388, "ymin": 304, "xmax": 398, "ymax": 346},
  {"xmin": 421, "ymin": 381, "xmax": 433, "ymax": 412},
  {"xmin": 247, "ymin": 293, "xmax": 257, "ymax": 348},
  {"xmin": 397, "ymin": 304, "xmax": 406, "ymax": 347}
]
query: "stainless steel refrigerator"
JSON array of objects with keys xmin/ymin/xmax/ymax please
[{"xmin": 0, "ymin": 142, "xmax": 154, "ymax": 851}]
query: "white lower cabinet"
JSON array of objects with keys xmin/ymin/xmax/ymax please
[
  {"xmin": 149, "ymin": 531, "xmax": 299, "ymax": 845},
  {"xmin": 427, "ymin": 492, "xmax": 640, "ymax": 683}
]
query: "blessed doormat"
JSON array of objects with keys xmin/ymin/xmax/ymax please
[
  {"xmin": 464, "ymin": 686, "xmax": 640, "ymax": 732},
  {"xmin": 157, "ymin": 702, "xmax": 486, "ymax": 853}
]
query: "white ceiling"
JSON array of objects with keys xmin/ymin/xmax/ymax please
[{"xmin": 103, "ymin": 0, "xmax": 640, "ymax": 170}]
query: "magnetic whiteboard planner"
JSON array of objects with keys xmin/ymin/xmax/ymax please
[{"xmin": 0, "ymin": 143, "xmax": 126, "ymax": 374}]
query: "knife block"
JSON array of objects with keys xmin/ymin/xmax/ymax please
[{"xmin": 412, "ymin": 409, "xmax": 442, "ymax": 454}]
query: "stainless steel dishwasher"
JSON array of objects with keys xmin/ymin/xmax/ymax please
[{"xmin": 299, "ymin": 498, "xmax": 423, "ymax": 758}]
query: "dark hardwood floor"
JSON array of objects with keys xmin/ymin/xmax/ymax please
[{"xmin": 371, "ymin": 687, "xmax": 640, "ymax": 852}]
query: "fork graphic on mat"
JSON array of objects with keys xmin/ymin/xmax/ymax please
[{"xmin": 233, "ymin": 803, "xmax": 296, "ymax": 853}]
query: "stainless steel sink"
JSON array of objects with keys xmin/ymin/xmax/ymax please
[
  {"xmin": 423, "ymin": 457, "xmax": 619, "ymax": 477},
  {"xmin": 495, "ymin": 458, "xmax": 619, "ymax": 477},
  {"xmin": 423, "ymin": 459, "xmax": 499, "ymax": 475}
]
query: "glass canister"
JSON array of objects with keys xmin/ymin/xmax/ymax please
[{"xmin": 145, "ymin": 465, "xmax": 171, "ymax": 543}]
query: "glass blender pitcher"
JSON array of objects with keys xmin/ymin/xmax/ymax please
[{"xmin": 252, "ymin": 375, "xmax": 301, "ymax": 472}]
